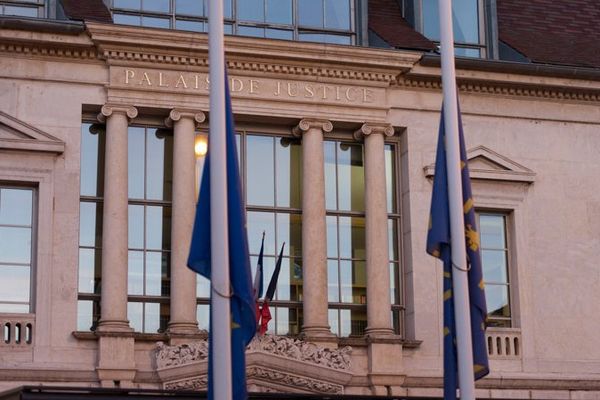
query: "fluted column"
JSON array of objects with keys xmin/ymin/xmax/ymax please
[
  {"xmin": 97, "ymin": 104, "xmax": 137, "ymax": 332},
  {"xmin": 293, "ymin": 118, "xmax": 336, "ymax": 344},
  {"xmin": 165, "ymin": 109, "xmax": 206, "ymax": 338},
  {"xmin": 354, "ymin": 123, "xmax": 395, "ymax": 337}
]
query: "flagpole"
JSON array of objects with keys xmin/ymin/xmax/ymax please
[
  {"xmin": 208, "ymin": 0, "xmax": 232, "ymax": 399},
  {"xmin": 438, "ymin": 1, "xmax": 476, "ymax": 399}
]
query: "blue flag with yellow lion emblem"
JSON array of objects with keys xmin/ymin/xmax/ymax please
[{"xmin": 426, "ymin": 104, "xmax": 489, "ymax": 400}]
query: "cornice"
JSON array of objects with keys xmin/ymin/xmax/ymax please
[
  {"xmin": 398, "ymin": 73, "xmax": 600, "ymax": 103},
  {"xmin": 86, "ymin": 22, "xmax": 417, "ymax": 85},
  {"xmin": 0, "ymin": 28, "xmax": 98, "ymax": 61}
]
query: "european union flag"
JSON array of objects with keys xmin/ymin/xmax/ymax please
[
  {"xmin": 426, "ymin": 105, "xmax": 490, "ymax": 400},
  {"xmin": 187, "ymin": 76, "xmax": 257, "ymax": 400}
]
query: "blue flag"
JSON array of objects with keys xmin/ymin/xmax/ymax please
[
  {"xmin": 426, "ymin": 105, "xmax": 490, "ymax": 400},
  {"xmin": 187, "ymin": 76, "xmax": 257, "ymax": 400}
]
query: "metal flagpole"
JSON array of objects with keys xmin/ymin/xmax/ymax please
[
  {"xmin": 208, "ymin": 0, "xmax": 232, "ymax": 399},
  {"xmin": 438, "ymin": 0, "xmax": 476, "ymax": 399}
]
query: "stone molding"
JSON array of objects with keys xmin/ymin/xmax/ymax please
[
  {"xmin": 0, "ymin": 42, "xmax": 98, "ymax": 61},
  {"xmin": 97, "ymin": 105, "xmax": 138, "ymax": 123},
  {"xmin": 164, "ymin": 109, "xmax": 206, "ymax": 128},
  {"xmin": 292, "ymin": 119, "xmax": 333, "ymax": 137},
  {"xmin": 155, "ymin": 340, "xmax": 208, "ymax": 369},
  {"xmin": 424, "ymin": 145, "xmax": 536, "ymax": 184},
  {"xmin": 397, "ymin": 76, "xmax": 600, "ymax": 103},
  {"xmin": 247, "ymin": 366, "xmax": 343, "ymax": 394},
  {"xmin": 155, "ymin": 335, "xmax": 352, "ymax": 371},
  {"xmin": 161, "ymin": 367, "xmax": 343, "ymax": 394},
  {"xmin": 353, "ymin": 123, "xmax": 395, "ymax": 141},
  {"xmin": 0, "ymin": 111, "xmax": 65, "ymax": 154},
  {"xmin": 247, "ymin": 335, "xmax": 352, "ymax": 371},
  {"xmin": 164, "ymin": 376, "xmax": 208, "ymax": 390}
]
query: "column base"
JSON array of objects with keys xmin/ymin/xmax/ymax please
[
  {"xmin": 167, "ymin": 322, "xmax": 202, "ymax": 345},
  {"xmin": 97, "ymin": 319, "xmax": 133, "ymax": 333},
  {"xmin": 301, "ymin": 326, "xmax": 338, "ymax": 348},
  {"xmin": 364, "ymin": 327, "xmax": 395, "ymax": 338}
]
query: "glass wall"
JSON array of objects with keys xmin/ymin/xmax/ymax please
[
  {"xmin": 0, "ymin": 186, "xmax": 34, "ymax": 313},
  {"xmin": 111, "ymin": 0, "xmax": 356, "ymax": 45}
]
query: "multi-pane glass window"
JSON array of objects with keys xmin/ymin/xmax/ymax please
[
  {"xmin": 78, "ymin": 123, "xmax": 104, "ymax": 331},
  {"xmin": 324, "ymin": 141, "xmax": 402, "ymax": 337},
  {"xmin": 78, "ymin": 123, "xmax": 173, "ymax": 333},
  {"xmin": 195, "ymin": 132, "xmax": 303, "ymax": 334},
  {"xmin": 478, "ymin": 212, "xmax": 511, "ymax": 327},
  {"xmin": 0, "ymin": 186, "xmax": 34, "ymax": 313},
  {"xmin": 418, "ymin": 0, "xmax": 486, "ymax": 57},
  {"xmin": 242, "ymin": 133, "xmax": 303, "ymax": 335},
  {"xmin": 385, "ymin": 145, "xmax": 403, "ymax": 334},
  {"xmin": 0, "ymin": 0, "xmax": 44, "ymax": 18},
  {"xmin": 111, "ymin": 0, "xmax": 356, "ymax": 45},
  {"xmin": 324, "ymin": 141, "xmax": 367, "ymax": 337},
  {"xmin": 127, "ymin": 126, "xmax": 173, "ymax": 333}
]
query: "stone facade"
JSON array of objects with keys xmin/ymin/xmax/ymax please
[{"xmin": 1, "ymin": 18, "xmax": 600, "ymax": 400}]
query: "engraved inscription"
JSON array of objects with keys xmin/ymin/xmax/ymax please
[{"xmin": 117, "ymin": 68, "xmax": 378, "ymax": 105}]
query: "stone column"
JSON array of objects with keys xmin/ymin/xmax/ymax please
[
  {"xmin": 355, "ymin": 123, "xmax": 401, "ymax": 395},
  {"xmin": 97, "ymin": 104, "xmax": 137, "ymax": 332},
  {"xmin": 95, "ymin": 104, "xmax": 137, "ymax": 387},
  {"xmin": 165, "ymin": 109, "xmax": 205, "ymax": 340},
  {"xmin": 293, "ymin": 119, "xmax": 336, "ymax": 346},
  {"xmin": 354, "ymin": 123, "xmax": 395, "ymax": 337}
]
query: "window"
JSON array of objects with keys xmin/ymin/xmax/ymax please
[
  {"xmin": 324, "ymin": 141, "xmax": 366, "ymax": 337},
  {"xmin": 385, "ymin": 145, "xmax": 403, "ymax": 334},
  {"xmin": 324, "ymin": 141, "xmax": 403, "ymax": 337},
  {"xmin": 77, "ymin": 123, "xmax": 173, "ymax": 333},
  {"xmin": 404, "ymin": 0, "xmax": 492, "ymax": 58},
  {"xmin": 0, "ymin": 0, "xmax": 45, "ymax": 18},
  {"xmin": 78, "ymin": 123, "xmax": 104, "ymax": 331},
  {"xmin": 127, "ymin": 126, "xmax": 173, "ymax": 333},
  {"xmin": 241, "ymin": 132, "xmax": 303, "ymax": 335},
  {"xmin": 110, "ymin": 0, "xmax": 357, "ymax": 45},
  {"xmin": 0, "ymin": 186, "xmax": 35, "ymax": 313},
  {"xmin": 478, "ymin": 212, "xmax": 511, "ymax": 327}
]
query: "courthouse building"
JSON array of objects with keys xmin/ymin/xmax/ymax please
[{"xmin": 1, "ymin": 0, "xmax": 600, "ymax": 398}]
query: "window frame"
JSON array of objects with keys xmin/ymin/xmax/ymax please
[
  {"xmin": 109, "ymin": 0, "xmax": 359, "ymax": 45},
  {"xmin": 0, "ymin": 0, "xmax": 47, "ymax": 18},
  {"xmin": 402, "ymin": 0, "xmax": 498, "ymax": 59},
  {"xmin": 0, "ymin": 184, "xmax": 37, "ymax": 314},
  {"xmin": 477, "ymin": 210, "xmax": 513, "ymax": 328},
  {"xmin": 125, "ymin": 124, "xmax": 173, "ymax": 334}
]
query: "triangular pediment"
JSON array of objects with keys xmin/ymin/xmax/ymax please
[
  {"xmin": 424, "ymin": 145, "xmax": 535, "ymax": 183},
  {"xmin": 154, "ymin": 336, "xmax": 353, "ymax": 394},
  {"xmin": 0, "ymin": 111, "xmax": 65, "ymax": 154}
]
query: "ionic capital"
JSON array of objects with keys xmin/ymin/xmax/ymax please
[
  {"xmin": 97, "ymin": 104, "xmax": 138, "ymax": 123},
  {"xmin": 165, "ymin": 109, "xmax": 206, "ymax": 128},
  {"xmin": 353, "ymin": 123, "xmax": 394, "ymax": 141},
  {"xmin": 292, "ymin": 118, "xmax": 333, "ymax": 138}
]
